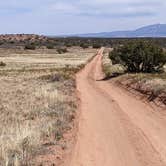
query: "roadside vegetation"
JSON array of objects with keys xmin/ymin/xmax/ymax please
[
  {"xmin": 102, "ymin": 48, "xmax": 125, "ymax": 78},
  {"xmin": 103, "ymin": 41, "xmax": 166, "ymax": 107},
  {"xmin": 110, "ymin": 41, "xmax": 166, "ymax": 73},
  {"xmin": 115, "ymin": 74, "xmax": 166, "ymax": 106}
]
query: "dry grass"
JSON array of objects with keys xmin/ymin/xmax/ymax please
[
  {"xmin": 102, "ymin": 49, "xmax": 125, "ymax": 79},
  {"xmin": 0, "ymin": 69, "xmax": 76, "ymax": 165},
  {"xmin": 0, "ymin": 47, "xmax": 95, "ymax": 71},
  {"xmin": 115, "ymin": 73, "xmax": 166, "ymax": 106},
  {"xmin": 0, "ymin": 47, "xmax": 97, "ymax": 165}
]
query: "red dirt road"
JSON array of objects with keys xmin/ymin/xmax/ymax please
[{"xmin": 69, "ymin": 48, "xmax": 166, "ymax": 166}]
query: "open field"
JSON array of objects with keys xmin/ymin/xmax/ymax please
[
  {"xmin": 0, "ymin": 47, "xmax": 97, "ymax": 165},
  {"xmin": 0, "ymin": 47, "xmax": 95, "ymax": 71}
]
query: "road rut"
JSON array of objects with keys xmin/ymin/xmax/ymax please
[{"xmin": 69, "ymin": 48, "xmax": 166, "ymax": 166}]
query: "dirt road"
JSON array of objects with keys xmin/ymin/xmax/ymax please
[{"xmin": 69, "ymin": 48, "xmax": 166, "ymax": 166}]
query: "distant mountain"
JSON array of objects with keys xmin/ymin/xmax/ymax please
[{"xmin": 70, "ymin": 24, "xmax": 166, "ymax": 38}]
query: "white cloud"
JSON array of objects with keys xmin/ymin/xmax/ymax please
[
  {"xmin": 50, "ymin": 2, "xmax": 76, "ymax": 12},
  {"xmin": 0, "ymin": 0, "xmax": 165, "ymax": 34},
  {"xmin": 47, "ymin": 0, "xmax": 164, "ymax": 18}
]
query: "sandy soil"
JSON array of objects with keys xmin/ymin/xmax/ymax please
[{"xmin": 69, "ymin": 48, "xmax": 166, "ymax": 166}]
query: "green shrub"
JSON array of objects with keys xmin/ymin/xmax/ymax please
[
  {"xmin": 80, "ymin": 43, "xmax": 89, "ymax": 49},
  {"xmin": 46, "ymin": 44, "xmax": 54, "ymax": 49},
  {"xmin": 0, "ymin": 41, "xmax": 3, "ymax": 45},
  {"xmin": 9, "ymin": 41, "xmax": 15, "ymax": 44},
  {"xmin": 0, "ymin": 61, "xmax": 6, "ymax": 67},
  {"xmin": 57, "ymin": 47, "xmax": 68, "ymax": 54},
  {"xmin": 93, "ymin": 43, "xmax": 101, "ymax": 49},
  {"xmin": 65, "ymin": 43, "xmax": 72, "ymax": 47},
  {"xmin": 24, "ymin": 44, "xmax": 36, "ymax": 50},
  {"xmin": 110, "ymin": 41, "xmax": 166, "ymax": 73}
]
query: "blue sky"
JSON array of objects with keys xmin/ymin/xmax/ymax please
[{"xmin": 0, "ymin": 0, "xmax": 166, "ymax": 35}]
